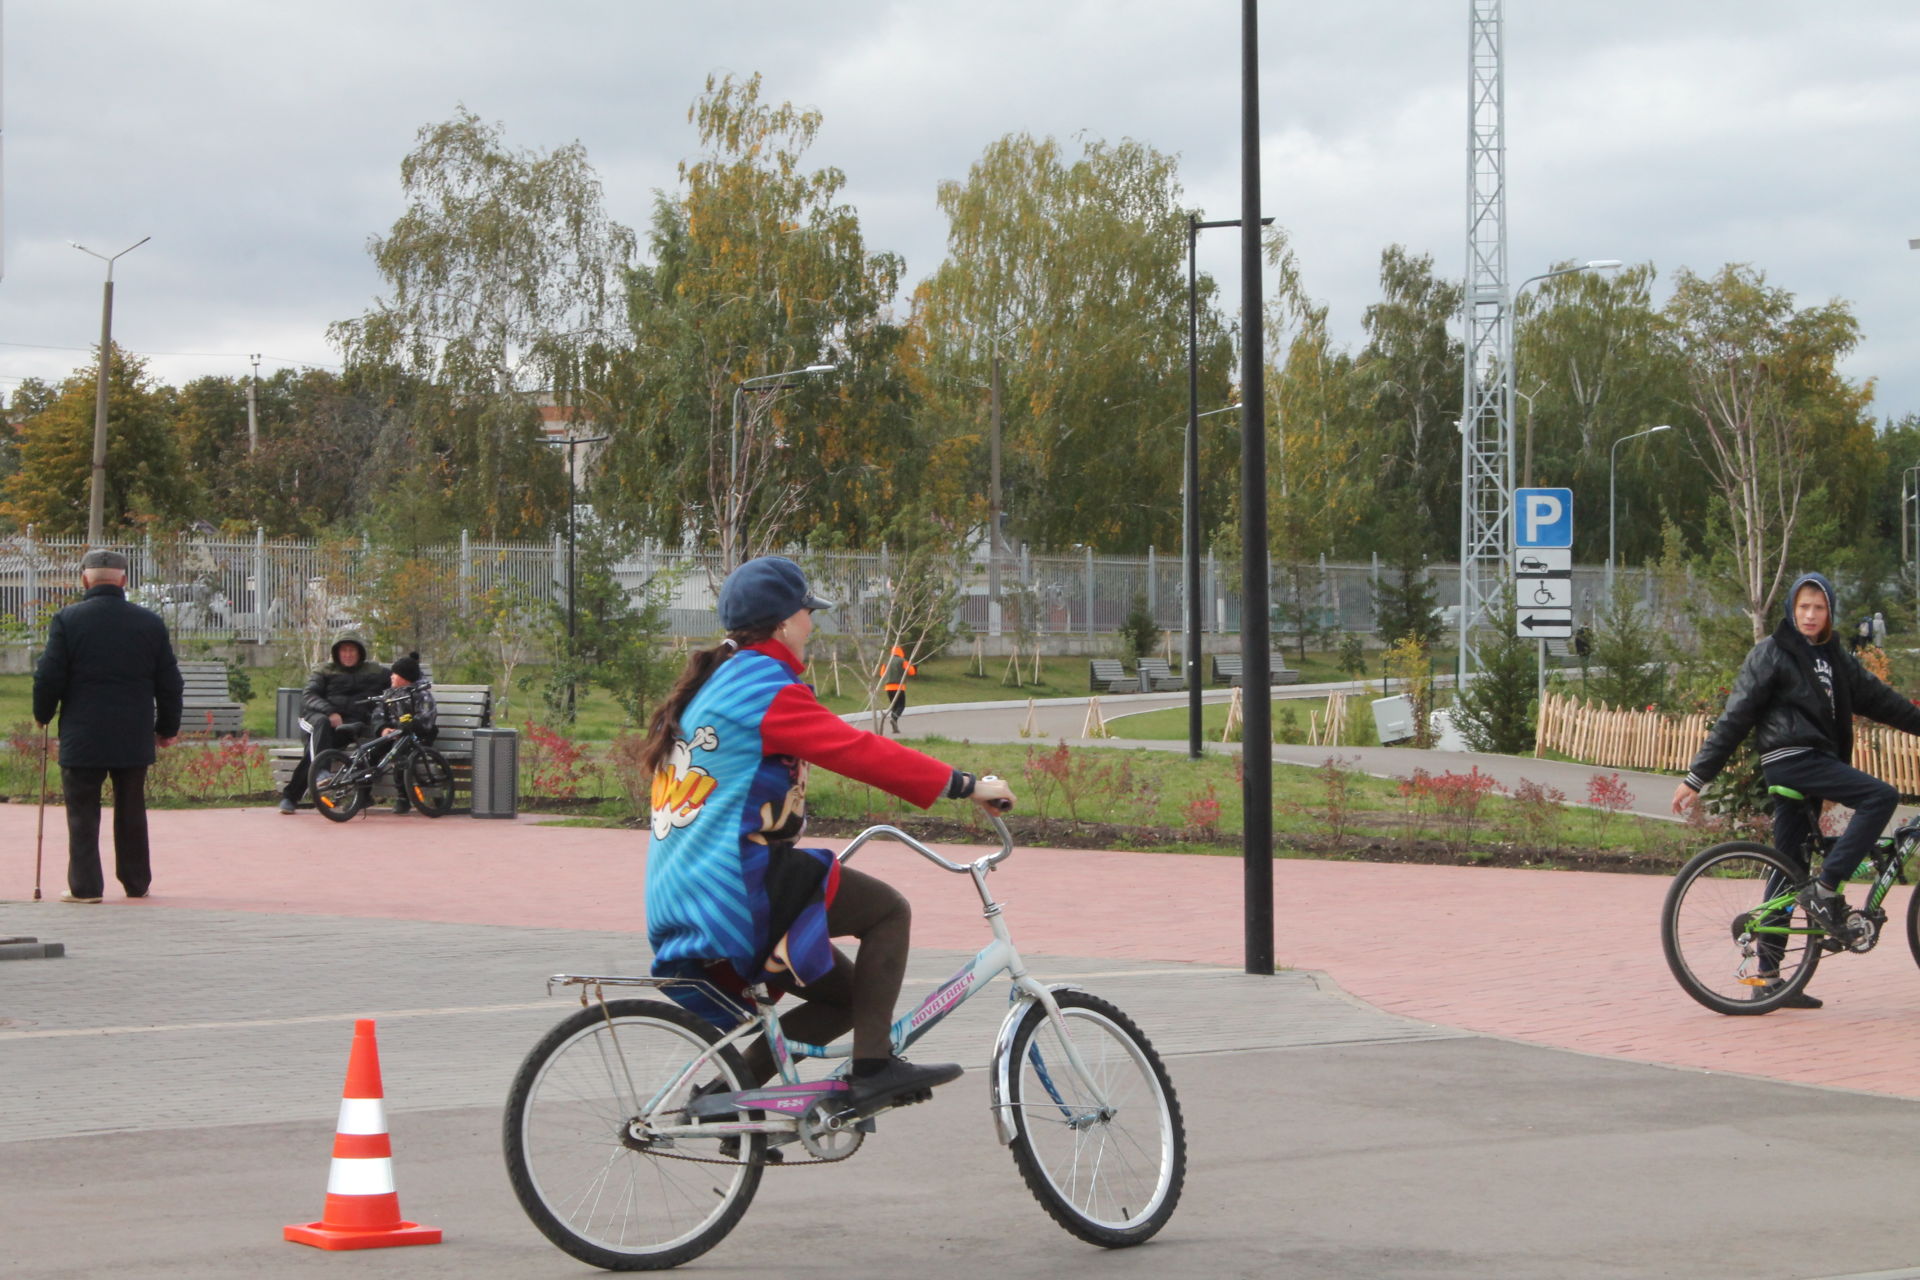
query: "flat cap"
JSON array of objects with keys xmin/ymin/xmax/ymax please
[{"xmin": 79, "ymin": 548, "xmax": 129, "ymax": 572}]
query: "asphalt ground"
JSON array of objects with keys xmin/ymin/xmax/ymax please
[
  {"xmin": 10, "ymin": 906, "xmax": 1920, "ymax": 1280},
  {"xmin": 9, "ymin": 804, "xmax": 1920, "ymax": 1277}
]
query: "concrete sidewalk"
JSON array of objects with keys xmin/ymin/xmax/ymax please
[{"xmin": 899, "ymin": 688, "xmax": 1689, "ymax": 821}]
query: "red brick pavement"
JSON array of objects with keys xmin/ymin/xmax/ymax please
[{"xmin": 7, "ymin": 804, "xmax": 1920, "ymax": 1099}]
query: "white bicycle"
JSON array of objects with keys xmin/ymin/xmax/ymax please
[{"xmin": 502, "ymin": 812, "xmax": 1187, "ymax": 1270}]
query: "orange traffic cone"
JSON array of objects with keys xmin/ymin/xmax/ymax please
[{"xmin": 284, "ymin": 1019, "xmax": 442, "ymax": 1250}]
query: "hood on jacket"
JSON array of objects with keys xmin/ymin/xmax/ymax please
[
  {"xmin": 330, "ymin": 634, "xmax": 370, "ymax": 668},
  {"xmin": 1784, "ymin": 572, "xmax": 1837, "ymax": 645}
]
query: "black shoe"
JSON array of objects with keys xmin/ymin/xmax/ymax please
[
  {"xmin": 845, "ymin": 1058, "xmax": 963, "ymax": 1115},
  {"xmin": 1797, "ymin": 883, "xmax": 1852, "ymax": 937},
  {"xmin": 1754, "ymin": 980, "xmax": 1823, "ymax": 1009},
  {"xmin": 393, "ymin": 799, "xmax": 411, "ymax": 815},
  {"xmin": 685, "ymin": 1077, "xmax": 737, "ymax": 1120},
  {"xmin": 278, "ymin": 797, "xmax": 297, "ymax": 815}
]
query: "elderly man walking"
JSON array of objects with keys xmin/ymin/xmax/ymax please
[{"xmin": 32, "ymin": 549, "xmax": 184, "ymax": 903}]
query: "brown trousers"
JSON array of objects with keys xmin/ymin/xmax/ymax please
[{"xmin": 741, "ymin": 865, "xmax": 910, "ymax": 1083}]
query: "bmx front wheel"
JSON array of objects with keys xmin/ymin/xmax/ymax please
[
  {"xmin": 403, "ymin": 746, "xmax": 454, "ymax": 817},
  {"xmin": 503, "ymin": 998, "xmax": 763, "ymax": 1270},
  {"xmin": 1005, "ymin": 990, "xmax": 1185, "ymax": 1247},
  {"xmin": 310, "ymin": 749, "xmax": 365, "ymax": 822},
  {"xmin": 1662, "ymin": 840, "xmax": 1820, "ymax": 1015}
]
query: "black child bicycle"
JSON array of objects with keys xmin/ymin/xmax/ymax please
[{"xmin": 309, "ymin": 689, "xmax": 455, "ymax": 822}]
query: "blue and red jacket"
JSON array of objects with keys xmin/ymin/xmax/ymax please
[{"xmin": 646, "ymin": 639, "xmax": 951, "ymax": 1018}]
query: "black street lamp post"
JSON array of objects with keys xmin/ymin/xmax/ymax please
[{"xmin": 1187, "ymin": 214, "xmax": 1271, "ymax": 761}]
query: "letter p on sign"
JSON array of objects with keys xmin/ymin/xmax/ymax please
[{"xmin": 1514, "ymin": 487, "xmax": 1573, "ymax": 549}]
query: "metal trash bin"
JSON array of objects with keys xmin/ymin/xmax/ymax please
[
  {"xmin": 275, "ymin": 688, "xmax": 304, "ymax": 740},
  {"xmin": 470, "ymin": 727, "xmax": 519, "ymax": 819}
]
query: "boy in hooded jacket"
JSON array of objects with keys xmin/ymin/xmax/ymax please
[{"xmin": 1674, "ymin": 573, "xmax": 1920, "ymax": 1005}]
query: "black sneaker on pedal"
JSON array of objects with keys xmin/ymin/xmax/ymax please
[
  {"xmin": 846, "ymin": 1057, "xmax": 963, "ymax": 1115},
  {"xmin": 1797, "ymin": 883, "xmax": 1852, "ymax": 938},
  {"xmin": 685, "ymin": 1077, "xmax": 738, "ymax": 1121}
]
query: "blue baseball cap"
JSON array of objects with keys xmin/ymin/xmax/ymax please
[{"xmin": 718, "ymin": 556, "xmax": 834, "ymax": 630}]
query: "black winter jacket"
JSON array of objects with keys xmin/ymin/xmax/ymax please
[
  {"xmin": 1684, "ymin": 601, "xmax": 1920, "ymax": 792},
  {"xmin": 32, "ymin": 584, "xmax": 184, "ymax": 768},
  {"xmin": 301, "ymin": 634, "xmax": 390, "ymax": 724}
]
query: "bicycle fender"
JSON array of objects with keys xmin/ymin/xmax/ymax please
[{"xmin": 988, "ymin": 983, "xmax": 1087, "ymax": 1146}]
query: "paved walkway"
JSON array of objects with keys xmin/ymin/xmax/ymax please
[
  {"xmin": 8, "ymin": 803, "xmax": 1920, "ymax": 1101},
  {"xmin": 898, "ymin": 684, "xmax": 1690, "ymax": 821}
]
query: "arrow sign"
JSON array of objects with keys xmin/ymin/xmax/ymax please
[{"xmin": 1517, "ymin": 609, "xmax": 1574, "ymax": 639}]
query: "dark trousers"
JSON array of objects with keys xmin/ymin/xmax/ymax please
[
  {"xmin": 62, "ymin": 765, "xmax": 150, "ymax": 899},
  {"xmin": 1765, "ymin": 751, "xmax": 1900, "ymax": 889},
  {"xmin": 741, "ymin": 866, "xmax": 912, "ymax": 1084},
  {"xmin": 887, "ymin": 689, "xmax": 906, "ymax": 730},
  {"xmin": 282, "ymin": 715, "xmax": 367, "ymax": 802}
]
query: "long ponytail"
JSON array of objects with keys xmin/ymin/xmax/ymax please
[{"xmin": 638, "ymin": 625, "xmax": 776, "ymax": 775}]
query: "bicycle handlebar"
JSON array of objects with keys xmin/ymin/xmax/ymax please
[{"xmin": 835, "ymin": 812, "xmax": 1015, "ymax": 874}]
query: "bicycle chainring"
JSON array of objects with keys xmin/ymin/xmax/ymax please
[
  {"xmin": 797, "ymin": 1101, "xmax": 866, "ymax": 1161},
  {"xmin": 1843, "ymin": 909, "xmax": 1882, "ymax": 954}
]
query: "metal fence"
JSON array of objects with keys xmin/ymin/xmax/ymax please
[{"xmin": 0, "ymin": 531, "xmax": 1690, "ymax": 648}]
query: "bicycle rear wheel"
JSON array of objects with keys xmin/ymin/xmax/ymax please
[
  {"xmin": 1005, "ymin": 990, "xmax": 1185, "ymax": 1247},
  {"xmin": 1662, "ymin": 841, "xmax": 1820, "ymax": 1015},
  {"xmin": 310, "ymin": 749, "xmax": 365, "ymax": 823},
  {"xmin": 503, "ymin": 998, "xmax": 763, "ymax": 1271},
  {"xmin": 402, "ymin": 746, "xmax": 454, "ymax": 817}
]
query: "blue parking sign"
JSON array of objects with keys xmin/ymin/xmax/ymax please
[{"xmin": 1514, "ymin": 488, "xmax": 1573, "ymax": 549}]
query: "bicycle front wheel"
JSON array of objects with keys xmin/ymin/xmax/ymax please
[
  {"xmin": 402, "ymin": 746, "xmax": 454, "ymax": 817},
  {"xmin": 310, "ymin": 749, "xmax": 365, "ymax": 823},
  {"xmin": 1662, "ymin": 841, "xmax": 1820, "ymax": 1015},
  {"xmin": 1005, "ymin": 990, "xmax": 1185, "ymax": 1247},
  {"xmin": 503, "ymin": 998, "xmax": 763, "ymax": 1271}
]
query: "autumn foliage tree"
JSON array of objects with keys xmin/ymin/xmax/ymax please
[
  {"xmin": 0, "ymin": 345, "xmax": 186, "ymax": 535},
  {"xmin": 603, "ymin": 72, "xmax": 920, "ymax": 563}
]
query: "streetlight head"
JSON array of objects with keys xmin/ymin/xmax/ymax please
[
  {"xmin": 1584, "ymin": 259, "xmax": 1624, "ymax": 270},
  {"xmin": 1650, "ymin": 423, "xmax": 1673, "ymax": 433},
  {"xmin": 804, "ymin": 363, "xmax": 836, "ymax": 375}
]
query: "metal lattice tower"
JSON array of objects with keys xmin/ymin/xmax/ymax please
[{"xmin": 1457, "ymin": 0, "xmax": 1512, "ymax": 688}]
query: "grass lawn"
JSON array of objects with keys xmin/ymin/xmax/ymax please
[{"xmin": 1109, "ymin": 695, "xmax": 1376, "ymax": 745}]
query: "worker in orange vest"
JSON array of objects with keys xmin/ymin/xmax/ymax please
[{"xmin": 880, "ymin": 644, "xmax": 916, "ymax": 735}]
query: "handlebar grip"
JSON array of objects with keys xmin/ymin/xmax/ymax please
[{"xmin": 978, "ymin": 773, "xmax": 1013, "ymax": 813}]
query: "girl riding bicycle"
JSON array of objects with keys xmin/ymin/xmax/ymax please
[
  {"xmin": 1672, "ymin": 572, "xmax": 1920, "ymax": 1006},
  {"xmin": 639, "ymin": 556, "xmax": 1014, "ymax": 1112}
]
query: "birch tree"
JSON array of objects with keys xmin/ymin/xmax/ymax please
[
  {"xmin": 330, "ymin": 107, "xmax": 633, "ymax": 538},
  {"xmin": 1663, "ymin": 264, "xmax": 1870, "ymax": 639}
]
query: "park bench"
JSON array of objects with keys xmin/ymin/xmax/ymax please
[
  {"xmin": 1087, "ymin": 658, "xmax": 1137, "ymax": 694},
  {"xmin": 270, "ymin": 682, "xmax": 494, "ymax": 806},
  {"xmin": 1211, "ymin": 652, "xmax": 1302, "ymax": 688},
  {"xmin": 176, "ymin": 660, "xmax": 246, "ymax": 736},
  {"xmin": 1135, "ymin": 657, "xmax": 1185, "ymax": 692}
]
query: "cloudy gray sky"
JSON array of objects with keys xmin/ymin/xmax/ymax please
[{"xmin": 4, "ymin": 0, "xmax": 1917, "ymax": 427}]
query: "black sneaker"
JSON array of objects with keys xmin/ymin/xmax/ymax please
[
  {"xmin": 1797, "ymin": 884, "xmax": 1852, "ymax": 937},
  {"xmin": 1754, "ymin": 980, "xmax": 1824, "ymax": 1009},
  {"xmin": 845, "ymin": 1058, "xmax": 963, "ymax": 1115},
  {"xmin": 685, "ymin": 1078, "xmax": 737, "ymax": 1121}
]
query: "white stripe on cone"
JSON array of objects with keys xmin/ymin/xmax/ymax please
[
  {"xmin": 335, "ymin": 1097, "xmax": 388, "ymax": 1135},
  {"xmin": 326, "ymin": 1157, "xmax": 397, "ymax": 1197}
]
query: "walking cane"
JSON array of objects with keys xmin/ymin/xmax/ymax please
[{"xmin": 33, "ymin": 724, "xmax": 49, "ymax": 901}]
